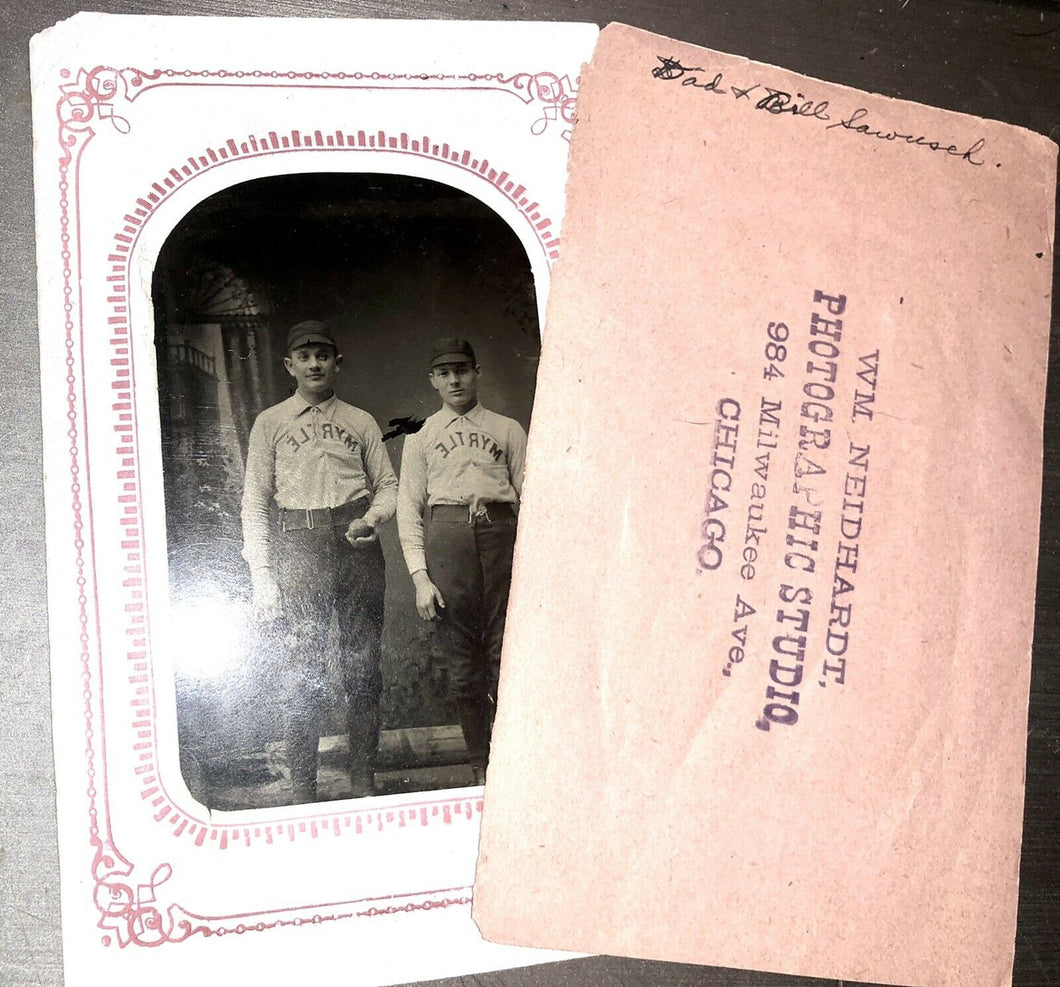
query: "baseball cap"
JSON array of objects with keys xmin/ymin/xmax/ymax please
[
  {"xmin": 286, "ymin": 320, "xmax": 337, "ymax": 352},
  {"xmin": 430, "ymin": 337, "xmax": 476, "ymax": 367}
]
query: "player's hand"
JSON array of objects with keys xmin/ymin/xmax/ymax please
[
  {"xmin": 345, "ymin": 518, "xmax": 378, "ymax": 545},
  {"xmin": 251, "ymin": 573, "xmax": 283, "ymax": 622},
  {"xmin": 412, "ymin": 572, "xmax": 445, "ymax": 621}
]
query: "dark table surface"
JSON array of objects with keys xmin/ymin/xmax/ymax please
[{"xmin": 2, "ymin": 2, "xmax": 1057, "ymax": 985}]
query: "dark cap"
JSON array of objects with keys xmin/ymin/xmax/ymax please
[
  {"xmin": 430, "ymin": 337, "xmax": 476, "ymax": 367},
  {"xmin": 286, "ymin": 320, "xmax": 337, "ymax": 353}
]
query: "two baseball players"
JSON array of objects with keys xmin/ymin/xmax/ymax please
[{"xmin": 242, "ymin": 327, "xmax": 525, "ymax": 802}]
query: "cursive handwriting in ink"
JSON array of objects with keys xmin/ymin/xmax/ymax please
[
  {"xmin": 653, "ymin": 56, "xmax": 726, "ymax": 95},
  {"xmin": 755, "ymin": 88, "xmax": 830, "ymax": 120},
  {"xmin": 652, "ymin": 55, "xmax": 703, "ymax": 80},
  {"xmin": 826, "ymin": 108, "xmax": 986, "ymax": 165},
  {"xmin": 683, "ymin": 71, "xmax": 726, "ymax": 95},
  {"xmin": 651, "ymin": 54, "xmax": 994, "ymax": 168}
]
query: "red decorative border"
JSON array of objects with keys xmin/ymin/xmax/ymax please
[
  {"xmin": 59, "ymin": 65, "xmax": 580, "ymax": 149},
  {"xmin": 112, "ymin": 126, "xmax": 562, "ymax": 263},
  {"xmin": 124, "ymin": 67, "xmax": 579, "ymax": 141},
  {"xmin": 56, "ymin": 63, "xmax": 571, "ymax": 947}
]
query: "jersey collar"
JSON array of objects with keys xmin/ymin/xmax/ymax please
[
  {"xmin": 290, "ymin": 392, "xmax": 339, "ymax": 418},
  {"xmin": 442, "ymin": 402, "xmax": 486, "ymax": 428}
]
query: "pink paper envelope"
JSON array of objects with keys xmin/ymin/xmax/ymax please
[{"xmin": 474, "ymin": 23, "xmax": 1057, "ymax": 987}]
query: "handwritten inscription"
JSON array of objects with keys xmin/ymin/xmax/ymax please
[
  {"xmin": 755, "ymin": 89, "xmax": 830, "ymax": 121},
  {"xmin": 827, "ymin": 108, "xmax": 986, "ymax": 166},
  {"xmin": 652, "ymin": 55, "xmax": 989, "ymax": 167}
]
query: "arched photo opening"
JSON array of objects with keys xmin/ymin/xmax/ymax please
[{"xmin": 152, "ymin": 172, "xmax": 540, "ymax": 810}]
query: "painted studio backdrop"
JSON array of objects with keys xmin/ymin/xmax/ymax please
[{"xmin": 152, "ymin": 172, "xmax": 540, "ymax": 810}]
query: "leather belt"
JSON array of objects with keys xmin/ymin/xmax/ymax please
[
  {"xmin": 430, "ymin": 502, "xmax": 516, "ymax": 524},
  {"xmin": 279, "ymin": 497, "xmax": 369, "ymax": 532}
]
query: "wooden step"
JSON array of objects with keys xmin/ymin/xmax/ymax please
[{"xmin": 318, "ymin": 724, "xmax": 469, "ymax": 770}]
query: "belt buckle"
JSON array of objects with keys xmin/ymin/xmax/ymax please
[
  {"xmin": 469, "ymin": 504, "xmax": 491, "ymax": 524},
  {"xmin": 305, "ymin": 508, "xmax": 315, "ymax": 530}
]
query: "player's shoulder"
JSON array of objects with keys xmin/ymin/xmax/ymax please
[
  {"xmin": 252, "ymin": 393, "xmax": 300, "ymax": 428},
  {"xmin": 331, "ymin": 396, "xmax": 383, "ymax": 432},
  {"xmin": 415, "ymin": 406, "xmax": 450, "ymax": 430},
  {"xmin": 405, "ymin": 407, "xmax": 446, "ymax": 445},
  {"xmin": 476, "ymin": 405, "xmax": 526, "ymax": 436}
]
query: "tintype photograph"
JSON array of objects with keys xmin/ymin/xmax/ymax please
[{"xmin": 153, "ymin": 171, "xmax": 539, "ymax": 810}]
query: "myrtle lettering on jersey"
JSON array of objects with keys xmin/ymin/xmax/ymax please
[
  {"xmin": 434, "ymin": 429, "xmax": 506, "ymax": 462},
  {"xmin": 283, "ymin": 421, "xmax": 361, "ymax": 456},
  {"xmin": 695, "ymin": 288, "xmax": 881, "ymax": 732},
  {"xmin": 241, "ymin": 394, "xmax": 398, "ymax": 573},
  {"xmin": 396, "ymin": 405, "xmax": 526, "ymax": 577}
]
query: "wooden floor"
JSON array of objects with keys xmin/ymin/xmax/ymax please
[{"xmin": 200, "ymin": 725, "xmax": 479, "ymax": 811}]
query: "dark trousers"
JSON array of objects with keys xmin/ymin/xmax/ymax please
[
  {"xmin": 274, "ymin": 524, "xmax": 385, "ymax": 802},
  {"xmin": 426, "ymin": 508, "xmax": 516, "ymax": 768}
]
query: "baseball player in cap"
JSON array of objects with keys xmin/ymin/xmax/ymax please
[
  {"xmin": 242, "ymin": 320, "xmax": 398, "ymax": 804},
  {"xmin": 397, "ymin": 338, "xmax": 527, "ymax": 784}
]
